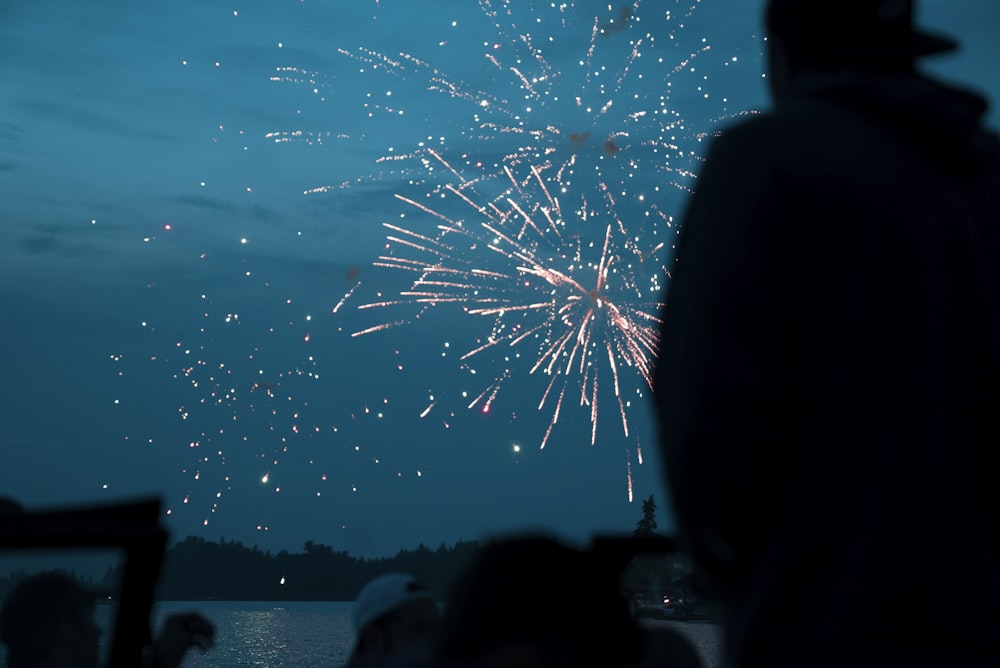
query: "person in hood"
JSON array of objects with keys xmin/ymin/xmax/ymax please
[{"xmin": 653, "ymin": 1, "xmax": 1000, "ymax": 667}]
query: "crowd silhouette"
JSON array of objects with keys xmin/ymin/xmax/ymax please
[{"xmin": 5, "ymin": 1, "xmax": 998, "ymax": 667}]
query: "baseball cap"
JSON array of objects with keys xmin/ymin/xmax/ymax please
[
  {"xmin": 352, "ymin": 573, "xmax": 434, "ymax": 633},
  {"xmin": 766, "ymin": 0, "xmax": 958, "ymax": 63}
]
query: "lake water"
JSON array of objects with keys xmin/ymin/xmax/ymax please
[
  {"xmin": 153, "ymin": 601, "xmax": 357, "ymax": 668},
  {"xmin": 0, "ymin": 600, "xmax": 355, "ymax": 668},
  {"xmin": 151, "ymin": 601, "xmax": 722, "ymax": 668},
  {"xmin": 0, "ymin": 600, "xmax": 720, "ymax": 668},
  {"xmin": 0, "ymin": 600, "xmax": 721, "ymax": 668}
]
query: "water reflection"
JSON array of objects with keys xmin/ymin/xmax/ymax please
[{"xmin": 156, "ymin": 601, "xmax": 354, "ymax": 668}]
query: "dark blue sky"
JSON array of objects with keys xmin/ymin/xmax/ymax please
[{"xmin": 2, "ymin": 0, "xmax": 997, "ymax": 558}]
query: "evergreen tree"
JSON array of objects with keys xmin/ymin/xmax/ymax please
[{"xmin": 633, "ymin": 494, "xmax": 658, "ymax": 537}]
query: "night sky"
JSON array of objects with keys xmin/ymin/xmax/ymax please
[{"xmin": 2, "ymin": 0, "xmax": 997, "ymax": 559}]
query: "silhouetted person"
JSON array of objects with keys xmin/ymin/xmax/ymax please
[
  {"xmin": 654, "ymin": 1, "xmax": 1000, "ymax": 667},
  {"xmin": 346, "ymin": 573, "xmax": 440, "ymax": 668},
  {"xmin": 148, "ymin": 612, "xmax": 214, "ymax": 668},
  {"xmin": 0, "ymin": 572, "xmax": 214, "ymax": 668},
  {"xmin": 0, "ymin": 572, "xmax": 101, "ymax": 668},
  {"xmin": 430, "ymin": 535, "xmax": 646, "ymax": 668}
]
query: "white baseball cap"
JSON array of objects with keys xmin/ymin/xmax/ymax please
[{"xmin": 352, "ymin": 573, "xmax": 434, "ymax": 633}]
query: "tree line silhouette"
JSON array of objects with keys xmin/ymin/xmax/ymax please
[
  {"xmin": 155, "ymin": 536, "xmax": 483, "ymax": 600},
  {"xmin": 2, "ymin": 496, "xmax": 682, "ymax": 604},
  {"xmin": 0, "ymin": 537, "xmax": 482, "ymax": 602}
]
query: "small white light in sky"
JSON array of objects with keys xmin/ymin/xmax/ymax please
[
  {"xmin": 513, "ymin": 444, "xmax": 521, "ymax": 453},
  {"xmin": 240, "ymin": 238, "xmax": 248, "ymax": 244},
  {"xmin": 261, "ymin": 474, "xmax": 269, "ymax": 484}
]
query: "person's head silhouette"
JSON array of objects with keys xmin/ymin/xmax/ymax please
[
  {"xmin": 0, "ymin": 572, "xmax": 101, "ymax": 668},
  {"xmin": 764, "ymin": 0, "xmax": 957, "ymax": 98}
]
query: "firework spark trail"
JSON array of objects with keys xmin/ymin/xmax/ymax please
[
  {"xmin": 480, "ymin": 1, "xmax": 715, "ymax": 185},
  {"xmin": 332, "ymin": 282, "xmax": 362, "ymax": 313},
  {"xmin": 327, "ymin": 0, "xmax": 727, "ymax": 207},
  {"xmin": 626, "ymin": 448, "xmax": 634, "ymax": 502},
  {"xmin": 354, "ymin": 145, "xmax": 663, "ymax": 448}
]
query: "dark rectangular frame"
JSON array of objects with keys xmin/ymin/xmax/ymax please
[{"xmin": 0, "ymin": 497, "xmax": 167, "ymax": 668}]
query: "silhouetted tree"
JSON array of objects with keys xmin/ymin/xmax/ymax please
[{"xmin": 633, "ymin": 494, "xmax": 658, "ymax": 537}]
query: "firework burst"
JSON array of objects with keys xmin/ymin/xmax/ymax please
[
  {"xmin": 326, "ymin": 1, "xmax": 753, "ymax": 447},
  {"xmin": 261, "ymin": 0, "xmax": 758, "ymax": 500},
  {"xmin": 354, "ymin": 147, "xmax": 665, "ymax": 449}
]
